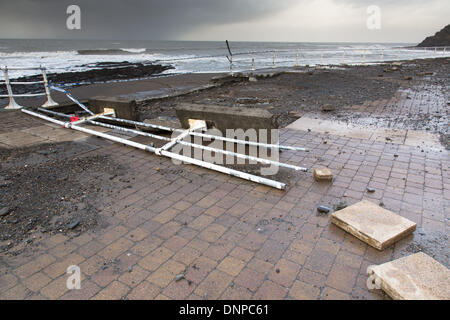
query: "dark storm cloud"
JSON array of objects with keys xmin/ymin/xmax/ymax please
[
  {"xmin": 1, "ymin": 0, "xmax": 446, "ymax": 40},
  {"xmin": 0, "ymin": 0, "xmax": 298, "ymax": 39}
]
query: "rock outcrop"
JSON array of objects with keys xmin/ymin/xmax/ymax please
[{"xmin": 417, "ymin": 24, "xmax": 450, "ymax": 47}]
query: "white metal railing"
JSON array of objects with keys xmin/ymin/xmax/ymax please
[
  {"xmin": 0, "ymin": 66, "xmax": 58, "ymax": 110},
  {"xmin": 152, "ymin": 45, "xmax": 450, "ymax": 74},
  {"xmin": 24, "ymin": 101, "xmax": 308, "ymax": 189},
  {"xmin": 220, "ymin": 46, "xmax": 450, "ymax": 74}
]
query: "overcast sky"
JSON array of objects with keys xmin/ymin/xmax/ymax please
[{"xmin": 0, "ymin": 0, "xmax": 448, "ymax": 43}]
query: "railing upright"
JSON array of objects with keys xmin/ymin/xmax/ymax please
[
  {"xmin": 40, "ymin": 66, "xmax": 58, "ymax": 108},
  {"xmin": 2, "ymin": 67, "xmax": 24, "ymax": 110}
]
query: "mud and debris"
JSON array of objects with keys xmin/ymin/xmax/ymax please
[
  {"xmin": 401, "ymin": 231, "xmax": 449, "ymax": 268},
  {"xmin": 137, "ymin": 58, "xmax": 449, "ymax": 148},
  {"xmin": 0, "ymin": 142, "xmax": 128, "ymax": 254}
]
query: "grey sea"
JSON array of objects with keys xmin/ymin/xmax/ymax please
[{"xmin": 0, "ymin": 39, "xmax": 445, "ymax": 78}]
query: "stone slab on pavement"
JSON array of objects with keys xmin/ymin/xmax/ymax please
[
  {"xmin": 331, "ymin": 200, "xmax": 416, "ymax": 250},
  {"xmin": 368, "ymin": 252, "xmax": 450, "ymax": 300}
]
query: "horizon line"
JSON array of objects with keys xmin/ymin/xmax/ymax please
[{"xmin": 0, "ymin": 38, "xmax": 417, "ymax": 45}]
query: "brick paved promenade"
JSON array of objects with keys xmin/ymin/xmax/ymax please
[{"xmin": 0, "ymin": 71, "xmax": 448, "ymax": 300}]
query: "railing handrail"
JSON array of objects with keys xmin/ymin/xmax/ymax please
[{"xmin": 0, "ymin": 66, "xmax": 44, "ymax": 71}]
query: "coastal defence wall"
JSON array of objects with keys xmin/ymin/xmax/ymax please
[
  {"xmin": 176, "ymin": 103, "xmax": 278, "ymax": 142},
  {"xmin": 88, "ymin": 96, "xmax": 139, "ymax": 121}
]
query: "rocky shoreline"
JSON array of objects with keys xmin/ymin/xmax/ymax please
[{"xmin": 0, "ymin": 61, "xmax": 173, "ymax": 95}]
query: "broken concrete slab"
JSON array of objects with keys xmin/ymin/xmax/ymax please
[
  {"xmin": 176, "ymin": 103, "xmax": 278, "ymax": 140},
  {"xmin": 331, "ymin": 200, "xmax": 416, "ymax": 250},
  {"xmin": 313, "ymin": 168, "xmax": 333, "ymax": 181},
  {"xmin": 367, "ymin": 252, "xmax": 450, "ymax": 300}
]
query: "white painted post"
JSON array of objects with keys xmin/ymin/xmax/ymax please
[
  {"xmin": 2, "ymin": 67, "xmax": 23, "ymax": 110},
  {"xmin": 434, "ymin": 47, "xmax": 437, "ymax": 55},
  {"xmin": 40, "ymin": 66, "xmax": 58, "ymax": 108}
]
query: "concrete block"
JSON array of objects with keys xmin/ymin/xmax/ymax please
[
  {"xmin": 331, "ymin": 200, "xmax": 416, "ymax": 250},
  {"xmin": 175, "ymin": 103, "xmax": 277, "ymax": 141},
  {"xmin": 89, "ymin": 96, "xmax": 138, "ymax": 121},
  {"xmin": 368, "ymin": 252, "xmax": 450, "ymax": 300},
  {"xmin": 313, "ymin": 168, "xmax": 333, "ymax": 181}
]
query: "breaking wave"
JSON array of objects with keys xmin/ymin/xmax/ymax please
[{"xmin": 77, "ymin": 48, "xmax": 146, "ymax": 55}]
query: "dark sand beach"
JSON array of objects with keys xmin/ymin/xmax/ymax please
[{"xmin": 135, "ymin": 58, "xmax": 448, "ymax": 130}]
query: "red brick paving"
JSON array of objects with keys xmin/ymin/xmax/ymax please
[{"xmin": 0, "ymin": 74, "xmax": 448, "ymax": 300}]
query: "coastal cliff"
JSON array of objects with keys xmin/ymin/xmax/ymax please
[{"xmin": 417, "ymin": 24, "xmax": 450, "ymax": 47}]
